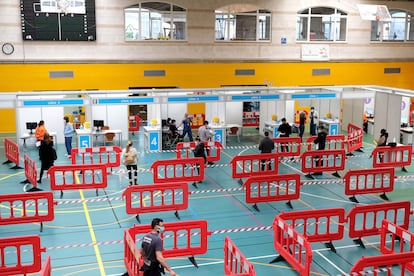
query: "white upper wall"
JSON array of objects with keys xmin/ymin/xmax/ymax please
[{"xmin": 0, "ymin": 0, "xmax": 413, "ymax": 62}]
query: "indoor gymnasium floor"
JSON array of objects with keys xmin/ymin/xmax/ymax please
[{"xmin": 1, "ymin": 127, "xmax": 414, "ymax": 276}]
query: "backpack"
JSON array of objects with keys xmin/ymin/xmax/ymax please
[{"xmin": 125, "ymin": 152, "xmax": 135, "ymax": 165}]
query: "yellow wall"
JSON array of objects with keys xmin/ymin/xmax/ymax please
[{"xmin": 1, "ymin": 61, "xmax": 414, "ymax": 132}]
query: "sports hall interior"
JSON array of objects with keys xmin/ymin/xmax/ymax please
[{"xmin": 1, "ymin": 0, "xmax": 414, "ymax": 275}]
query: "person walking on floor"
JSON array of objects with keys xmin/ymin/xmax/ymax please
[
  {"xmin": 121, "ymin": 140, "xmax": 138, "ymax": 186},
  {"xmin": 299, "ymin": 110, "xmax": 306, "ymax": 141},
  {"xmin": 258, "ymin": 131, "xmax": 275, "ymax": 171},
  {"xmin": 198, "ymin": 120, "xmax": 214, "ymax": 165},
  {"xmin": 309, "ymin": 106, "xmax": 319, "ymax": 136},
  {"xmin": 63, "ymin": 116, "xmax": 74, "ymax": 158},
  {"xmin": 192, "ymin": 137, "xmax": 206, "ymax": 187},
  {"xmin": 277, "ymin": 117, "xmax": 291, "ymax": 152},
  {"xmin": 312, "ymin": 125, "xmax": 327, "ymax": 176},
  {"xmin": 140, "ymin": 218, "xmax": 176, "ymax": 276},
  {"xmin": 180, "ymin": 113, "xmax": 193, "ymax": 141},
  {"xmin": 38, "ymin": 132, "xmax": 57, "ymax": 183}
]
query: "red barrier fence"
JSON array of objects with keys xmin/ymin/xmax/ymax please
[
  {"xmin": 129, "ymin": 115, "xmax": 141, "ymax": 133},
  {"xmin": 271, "ymin": 216, "xmax": 312, "ymax": 275},
  {"xmin": 372, "ymin": 145, "xmax": 412, "ymax": 168},
  {"xmin": 0, "ymin": 192, "xmax": 56, "ymax": 232},
  {"xmin": 243, "ymin": 173, "xmax": 300, "ymax": 211},
  {"xmin": 380, "ymin": 220, "xmax": 414, "ymax": 258},
  {"xmin": 242, "ymin": 112, "xmax": 259, "ymax": 127},
  {"xmin": 151, "ymin": 157, "xmax": 205, "ymax": 184},
  {"xmin": 123, "ymin": 182, "xmax": 189, "ymax": 222},
  {"xmin": 301, "ymin": 149, "xmax": 345, "ymax": 175},
  {"xmin": 3, "ymin": 138, "xmax": 22, "ymax": 169},
  {"xmin": 71, "ymin": 146, "xmax": 121, "ymax": 174},
  {"xmin": 21, "ymin": 153, "xmax": 39, "ymax": 191},
  {"xmin": 306, "ymin": 135, "xmax": 346, "ymax": 151},
  {"xmin": 272, "ymin": 137, "xmax": 302, "ymax": 157},
  {"xmin": 350, "ymin": 251, "xmax": 414, "ymax": 275},
  {"xmin": 347, "ymin": 201, "xmax": 411, "ymax": 248},
  {"xmin": 40, "ymin": 256, "xmax": 52, "ymax": 276},
  {"xmin": 224, "ymin": 236, "xmax": 256, "ymax": 276},
  {"xmin": 48, "ymin": 164, "xmax": 108, "ymax": 197},
  {"xmin": 175, "ymin": 141, "xmax": 222, "ymax": 163},
  {"xmin": 124, "ymin": 220, "xmax": 211, "ymax": 275},
  {"xmin": 230, "ymin": 153, "xmax": 279, "ymax": 181},
  {"xmin": 343, "ymin": 167, "xmax": 395, "ymax": 202},
  {"xmin": 0, "ymin": 235, "xmax": 46, "ymax": 276},
  {"xmin": 278, "ymin": 208, "xmax": 346, "ymax": 252},
  {"xmin": 347, "ymin": 123, "xmax": 364, "ymax": 154}
]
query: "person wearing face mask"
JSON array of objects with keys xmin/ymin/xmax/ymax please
[
  {"xmin": 309, "ymin": 106, "xmax": 319, "ymax": 136},
  {"xmin": 63, "ymin": 116, "xmax": 74, "ymax": 158},
  {"xmin": 140, "ymin": 218, "xmax": 176, "ymax": 276}
]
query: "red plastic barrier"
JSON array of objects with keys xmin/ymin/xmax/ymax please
[
  {"xmin": 343, "ymin": 167, "xmax": 394, "ymax": 200},
  {"xmin": 230, "ymin": 153, "xmax": 279, "ymax": 179},
  {"xmin": 243, "ymin": 112, "xmax": 259, "ymax": 127},
  {"xmin": 272, "ymin": 137, "xmax": 302, "ymax": 157},
  {"xmin": 347, "ymin": 201, "xmax": 411, "ymax": 243},
  {"xmin": 350, "ymin": 251, "xmax": 414, "ymax": 275},
  {"xmin": 243, "ymin": 173, "xmax": 300, "ymax": 210},
  {"xmin": 272, "ymin": 216, "xmax": 312, "ymax": 275},
  {"xmin": 124, "ymin": 220, "xmax": 211, "ymax": 275},
  {"xmin": 40, "ymin": 256, "xmax": 51, "ymax": 276},
  {"xmin": 23, "ymin": 153, "xmax": 38, "ymax": 186},
  {"xmin": 123, "ymin": 182, "xmax": 189, "ymax": 220},
  {"xmin": 0, "ymin": 235, "xmax": 46, "ymax": 276},
  {"xmin": 71, "ymin": 146, "xmax": 121, "ymax": 174},
  {"xmin": 306, "ymin": 135, "xmax": 346, "ymax": 151},
  {"xmin": 129, "ymin": 115, "xmax": 141, "ymax": 132},
  {"xmin": 151, "ymin": 157, "xmax": 205, "ymax": 183},
  {"xmin": 372, "ymin": 145, "xmax": 412, "ymax": 168},
  {"xmin": 301, "ymin": 149, "xmax": 345, "ymax": 174},
  {"xmin": 0, "ymin": 192, "xmax": 56, "ymax": 232},
  {"xmin": 3, "ymin": 138, "xmax": 21, "ymax": 169},
  {"xmin": 380, "ymin": 220, "xmax": 414, "ymax": 257},
  {"xmin": 176, "ymin": 141, "xmax": 222, "ymax": 163},
  {"xmin": 347, "ymin": 123, "xmax": 363, "ymax": 153},
  {"xmin": 278, "ymin": 208, "xmax": 346, "ymax": 244},
  {"xmin": 224, "ymin": 236, "xmax": 256, "ymax": 276},
  {"xmin": 48, "ymin": 163, "xmax": 107, "ymax": 192}
]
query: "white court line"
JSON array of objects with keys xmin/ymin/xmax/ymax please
[{"xmin": 315, "ymin": 250, "xmax": 347, "ymax": 275}]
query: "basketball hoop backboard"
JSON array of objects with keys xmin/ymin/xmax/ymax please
[{"xmin": 357, "ymin": 4, "xmax": 392, "ymax": 22}]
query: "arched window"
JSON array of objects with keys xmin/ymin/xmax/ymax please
[
  {"xmin": 296, "ymin": 7, "xmax": 347, "ymax": 42},
  {"xmin": 371, "ymin": 9, "xmax": 414, "ymax": 42},
  {"xmin": 215, "ymin": 5, "xmax": 271, "ymax": 41},
  {"xmin": 124, "ymin": 2, "xmax": 186, "ymax": 41}
]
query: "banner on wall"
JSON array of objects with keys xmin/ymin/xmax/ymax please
[{"xmin": 301, "ymin": 44, "xmax": 329, "ymax": 61}]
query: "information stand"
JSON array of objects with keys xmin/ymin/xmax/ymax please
[{"xmin": 144, "ymin": 126, "xmax": 161, "ymax": 151}]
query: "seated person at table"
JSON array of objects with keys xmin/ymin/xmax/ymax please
[{"xmin": 169, "ymin": 120, "xmax": 180, "ymax": 138}]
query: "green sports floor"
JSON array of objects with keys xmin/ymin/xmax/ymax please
[{"xmin": 0, "ymin": 127, "xmax": 414, "ymax": 276}]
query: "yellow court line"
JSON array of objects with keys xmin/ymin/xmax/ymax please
[
  {"xmin": 76, "ymin": 173, "xmax": 106, "ymax": 276},
  {"xmin": 0, "ymin": 171, "xmax": 24, "ymax": 181}
]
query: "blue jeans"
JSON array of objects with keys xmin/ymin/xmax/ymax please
[
  {"xmin": 310, "ymin": 123, "xmax": 317, "ymax": 136},
  {"xmin": 65, "ymin": 136, "xmax": 72, "ymax": 155}
]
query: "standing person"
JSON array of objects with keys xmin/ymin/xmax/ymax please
[
  {"xmin": 198, "ymin": 120, "xmax": 214, "ymax": 164},
  {"xmin": 35, "ymin": 120, "xmax": 47, "ymax": 147},
  {"xmin": 121, "ymin": 140, "xmax": 138, "ymax": 186},
  {"xmin": 258, "ymin": 131, "xmax": 275, "ymax": 171},
  {"xmin": 37, "ymin": 133, "xmax": 57, "ymax": 183},
  {"xmin": 63, "ymin": 116, "xmax": 73, "ymax": 158},
  {"xmin": 299, "ymin": 110, "xmax": 306, "ymax": 141},
  {"xmin": 180, "ymin": 113, "xmax": 193, "ymax": 141},
  {"xmin": 312, "ymin": 125, "xmax": 327, "ymax": 175},
  {"xmin": 277, "ymin": 118, "xmax": 291, "ymax": 152},
  {"xmin": 309, "ymin": 106, "xmax": 319, "ymax": 136},
  {"xmin": 193, "ymin": 137, "xmax": 206, "ymax": 186},
  {"xmin": 371, "ymin": 128, "xmax": 388, "ymax": 162},
  {"xmin": 140, "ymin": 218, "xmax": 176, "ymax": 276}
]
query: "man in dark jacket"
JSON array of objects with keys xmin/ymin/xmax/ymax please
[
  {"xmin": 258, "ymin": 131, "xmax": 275, "ymax": 171},
  {"xmin": 193, "ymin": 137, "xmax": 206, "ymax": 186},
  {"xmin": 312, "ymin": 125, "xmax": 327, "ymax": 175}
]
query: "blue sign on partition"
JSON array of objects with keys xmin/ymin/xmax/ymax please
[
  {"xmin": 329, "ymin": 123, "xmax": 339, "ymax": 135},
  {"xmin": 23, "ymin": 99, "xmax": 84, "ymax": 106},
  {"xmin": 79, "ymin": 135, "xmax": 91, "ymax": 148},
  {"xmin": 231, "ymin": 95, "xmax": 280, "ymax": 101},
  {"xmin": 149, "ymin": 132, "xmax": 159, "ymax": 151},
  {"xmin": 168, "ymin": 96, "xmax": 219, "ymax": 103},
  {"xmin": 291, "ymin": 93, "xmax": 336, "ymax": 99},
  {"xmin": 96, "ymin": 98, "xmax": 154, "ymax": 104},
  {"xmin": 214, "ymin": 129, "xmax": 223, "ymax": 145}
]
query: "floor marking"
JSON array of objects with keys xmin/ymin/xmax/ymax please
[{"xmin": 315, "ymin": 250, "xmax": 347, "ymax": 275}]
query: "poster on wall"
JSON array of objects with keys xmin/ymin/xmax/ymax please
[{"xmin": 301, "ymin": 44, "xmax": 330, "ymax": 61}]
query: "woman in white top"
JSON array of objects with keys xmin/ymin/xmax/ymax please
[{"xmin": 121, "ymin": 140, "xmax": 138, "ymax": 185}]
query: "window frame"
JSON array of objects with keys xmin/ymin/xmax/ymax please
[{"xmin": 370, "ymin": 9, "xmax": 414, "ymax": 42}]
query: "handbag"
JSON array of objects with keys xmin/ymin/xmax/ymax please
[{"xmin": 125, "ymin": 153, "xmax": 135, "ymax": 165}]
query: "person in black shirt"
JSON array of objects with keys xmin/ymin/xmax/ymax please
[
  {"xmin": 258, "ymin": 131, "xmax": 275, "ymax": 171},
  {"xmin": 277, "ymin": 118, "xmax": 291, "ymax": 152},
  {"xmin": 193, "ymin": 137, "xmax": 206, "ymax": 186},
  {"xmin": 37, "ymin": 132, "xmax": 57, "ymax": 183},
  {"xmin": 312, "ymin": 125, "xmax": 327, "ymax": 175},
  {"xmin": 299, "ymin": 111, "xmax": 306, "ymax": 141}
]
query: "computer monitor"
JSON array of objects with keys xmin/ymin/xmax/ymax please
[
  {"xmin": 26, "ymin": 122, "xmax": 37, "ymax": 134},
  {"xmin": 93, "ymin": 120, "xmax": 104, "ymax": 131}
]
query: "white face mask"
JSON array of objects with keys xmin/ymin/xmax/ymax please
[{"xmin": 157, "ymin": 226, "xmax": 165, "ymax": 233}]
